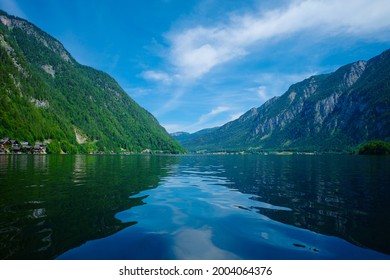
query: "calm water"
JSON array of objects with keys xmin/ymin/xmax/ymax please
[{"xmin": 0, "ymin": 154, "xmax": 389, "ymax": 259}]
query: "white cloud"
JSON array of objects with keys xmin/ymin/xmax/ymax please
[
  {"xmin": 197, "ymin": 106, "xmax": 232, "ymax": 124},
  {"xmin": 229, "ymin": 112, "xmax": 244, "ymax": 121},
  {"xmin": 152, "ymin": 88, "xmax": 186, "ymax": 117},
  {"xmin": 140, "ymin": 70, "xmax": 173, "ymax": 84},
  {"xmin": 164, "ymin": 107, "xmax": 255, "ymax": 133},
  {"xmin": 162, "ymin": 123, "xmax": 184, "ymax": 133},
  {"xmin": 167, "ymin": 26, "xmax": 246, "ymax": 79},
  {"xmin": 125, "ymin": 87, "xmax": 152, "ymax": 98},
  {"xmin": 167, "ymin": 0, "xmax": 390, "ymax": 80},
  {"xmin": 257, "ymin": 86, "xmax": 268, "ymax": 101},
  {"xmin": 180, "ymin": 106, "xmax": 233, "ymax": 132}
]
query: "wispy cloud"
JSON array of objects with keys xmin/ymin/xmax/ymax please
[
  {"xmin": 229, "ymin": 112, "xmax": 244, "ymax": 122},
  {"xmin": 162, "ymin": 123, "xmax": 184, "ymax": 134},
  {"xmin": 179, "ymin": 106, "xmax": 234, "ymax": 132},
  {"xmin": 197, "ymin": 106, "xmax": 232, "ymax": 124},
  {"xmin": 164, "ymin": 107, "xmax": 246, "ymax": 133},
  {"xmin": 125, "ymin": 87, "xmax": 152, "ymax": 98},
  {"xmin": 152, "ymin": 88, "xmax": 186, "ymax": 117},
  {"xmin": 166, "ymin": 0, "xmax": 390, "ymax": 80},
  {"xmin": 257, "ymin": 86, "xmax": 268, "ymax": 101},
  {"xmin": 140, "ymin": 70, "xmax": 173, "ymax": 84}
]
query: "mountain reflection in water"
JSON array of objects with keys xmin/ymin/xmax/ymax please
[
  {"xmin": 0, "ymin": 155, "xmax": 177, "ymax": 259},
  {"xmin": 1, "ymin": 154, "xmax": 389, "ymax": 259}
]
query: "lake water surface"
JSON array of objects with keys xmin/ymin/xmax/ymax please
[{"xmin": 0, "ymin": 154, "xmax": 389, "ymax": 259}]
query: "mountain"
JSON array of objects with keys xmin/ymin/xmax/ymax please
[
  {"xmin": 182, "ymin": 50, "xmax": 390, "ymax": 152},
  {"xmin": 0, "ymin": 10, "xmax": 184, "ymax": 154},
  {"xmin": 170, "ymin": 127, "xmax": 219, "ymax": 147},
  {"xmin": 170, "ymin": 131, "xmax": 190, "ymax": 138}
]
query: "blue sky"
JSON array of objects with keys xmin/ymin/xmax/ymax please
[{"xmin": 1, "ymin": 0, "xmax": 390, "ymax": 133}]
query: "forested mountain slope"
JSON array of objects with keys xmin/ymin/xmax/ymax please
[{"xmin": 0, "ymin": 10, "xmax": 184, "ymax": 153}]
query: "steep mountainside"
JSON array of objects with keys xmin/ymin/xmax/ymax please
[
  {"xmin": 0, "ymin": 11, "xmax": 184, "ymax": 153},
  {"xmin": 183, "ymin": 50, "xmax": 390, "ymax": 152}
]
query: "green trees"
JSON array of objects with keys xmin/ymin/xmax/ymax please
[{"xmin": 358, "ymin": 141, "xmax": 390, "ymax": 155}]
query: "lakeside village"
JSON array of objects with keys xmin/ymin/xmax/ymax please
[
  {"xmin": 0, "ymin": 138, "xmax": 47, "ymax": 154},
  {"xmin": 0, "ymin": 138, "xmax": 320, "ymax": 156},
  {"xmin": 0, "ymin": 137, "xmax": 158, "ymax": 155}
]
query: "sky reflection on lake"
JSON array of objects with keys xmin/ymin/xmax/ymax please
[{"xmin": 1, "ymin": 154, "xmax": 389, "ymax": 259}]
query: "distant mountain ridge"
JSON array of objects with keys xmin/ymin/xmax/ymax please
[
  {"xmin": 0, "ymin": 10, "xmax": 184, "ymax": 153},
  {"xmin": 179, "ymin": 49, "xmax": 390, "ymax": 152},
  {"xmin": 170, "ymin": 127, "xmax": 219, "ymax": 147}
]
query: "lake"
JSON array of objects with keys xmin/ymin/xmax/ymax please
[{"xmin": 0, "ymin": 154, "xmax": 389, "ymax": 259}]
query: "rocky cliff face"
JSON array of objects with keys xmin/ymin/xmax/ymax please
[{"xmin": 183, "ymin": 50, "xmax": 390, "ymax": 152}]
